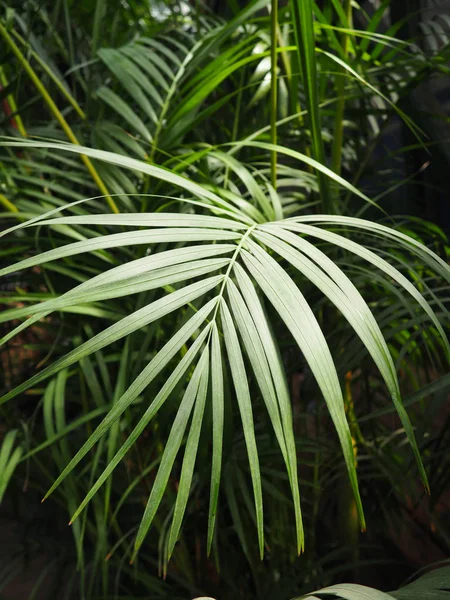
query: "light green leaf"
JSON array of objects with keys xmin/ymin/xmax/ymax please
[
  {"xmin": 44, "ymin": 301, "xmax": 217, "ymax": 502},
  {"xmin": 1, "ymin": 276, "xmax": 222, "ymax": 404},
  {"xmin": 133, "ymin": 348, "xmax": 210, "ymax": 559},
  {"xmin": 207, "ymin": 323, "xmax": 224, "ymax": 555},
  {"xmin": 233, "ymin": 262, "xmax": 303, "ymax": 553},
  {"xmin": 0, "ymin": 255, "xmax": 231, "ymax": 325},
  {"xmin": 0, "ymin": 229, "xmax": 240, "ymax": 278},
  {"xmin": 242, "ymin": 240, "xmax": 364, "ymax": 528},
  {"xmin": 69, "ymin": 325, "xmax": 212, "ymax": 526},
  {"xmin": 0, "ymin": 139, "xmax": 254, "ymax": 222},
  {"xmin": 258, "ymin": 225, "xmax": 429, "ymax": 489},
  {"xmin": 168, "ymin": 347, "xmax": 209, "ymax": 557},
  {"xmin": 293, "ymin": 215, "xmax": 450, "ymax": 283},
  {"xmin": 35, "ymin": 213, "xmax": 246, "ymax": 230},
  {"xmin": 279, "ymin": 220, "xmax": 450, "ymax": 358},
  {"xmin": 221, "ymin": 299, "xmax": 264, "ymax": 558},
  {"xmin": 227, "ymin": 279, "xmax": 288, "ymax": 474},
  {"xmin": 296, "ymin": 583, "xmax": 395, "ymax": 600}
]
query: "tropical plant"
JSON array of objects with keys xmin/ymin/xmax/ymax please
[
  {"xmin": 0, "ymin": 0, "xmax": 449, "ymax": 599},
  {"xmin": 297, "ymin": 564, "xmax": 450, "ymax": 599}
]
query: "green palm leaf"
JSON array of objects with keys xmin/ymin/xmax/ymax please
[{"xmin": 1, "ymin": 136, "xmax": 449, "ymax": 559}]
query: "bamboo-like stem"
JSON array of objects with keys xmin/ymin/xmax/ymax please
[
  {"xmin": 331, "ymin": 0, "xmax": 353, "ymax": 176},
  {"xmin": 0, "ymin": 21, "xmax": 119, "ymax": 214},
  {"xmin": 270, "ymin": 0, "xmax": 278, "ymax": 189}
]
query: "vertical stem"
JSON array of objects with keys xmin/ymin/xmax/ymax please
[
  {"xmin": 270, "ymin": 0, "xmax": 278, "ymax": 189},
  {"xmin": 0, "ymin": 21, "xmax": 119, "ymax": 214},
  {"xmin": 331, "ymin": 0, "xmax": 353, "ymax": 176},
  {"xmin": 290, "ymin": 0, "xmax": 333, "ymax": 213}
]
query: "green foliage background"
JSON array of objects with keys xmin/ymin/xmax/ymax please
[{"xmin": 0, "ymin": 1, "xmax": 450, "ymax": 598}]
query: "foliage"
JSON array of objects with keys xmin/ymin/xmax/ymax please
[{"xmin": 0, "ymin": 0, "xmax": 450, "ymax": 599}]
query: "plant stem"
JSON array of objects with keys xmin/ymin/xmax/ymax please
[
  {"xmin": 0, "ymin": 20, "xmax": 119, "ymax": 214},
  {"xmin": 290, "ymin": 0, "xmax": 333, "ymax": 213},
  {"xmin": 331, "ymin": 0, "xmax": 353, "ymax": 176},
  {"xmin": 270, "ymin": 0, "xmax": 278, "ymax": 189}
]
